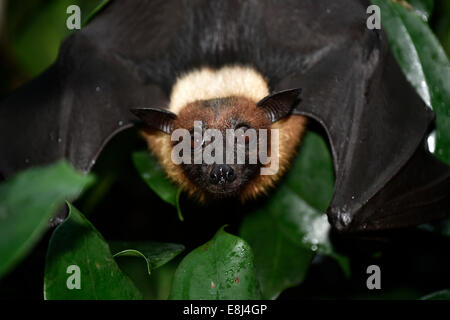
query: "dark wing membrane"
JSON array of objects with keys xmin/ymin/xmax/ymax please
[
  {"xmin": 0, "ymin": 0, "xmax": 176, "ymax": 177},
  {"xmin": 282, "ymin": 20, "xmax": 450, "ymax": 232},
  {"xmin": 0, "ymin": 0, "xmax": 350, "ymax": 177}
]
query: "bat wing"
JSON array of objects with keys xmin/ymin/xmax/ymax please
[
  {"xmin": 281, "ymin": 16, "xmax": 450, "ymax": 232},
  {"xmin": 0, "ymin": 1, "xmax": 174, "ymax": 177}
]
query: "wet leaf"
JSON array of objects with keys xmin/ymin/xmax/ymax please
[
  {"xmin": 267, "ymin": 185, "xmax": 350, "ymax": 277},
  {"xmin": 0, "ymin": 160, "xmax": 93, "ymax": 279},
  {"xmin": 285, "ymin": 132, "xmax": 334, "ymax": 212},
  {"xmin": 169, "ymin": 227, "xmax": 261, "ymax": 300},
  {"xmin": 44, "ymin": 203, "xmax": 142, "ymax": 300},
  {"xmin": 420, "ymin": 289, "xmax": 450, "ymax": 300},
  {"xmin": 110, "ymin": 241, "xmax": 185, "ymax": 275},
  {"xmin": 408, "ymin": 0, "xmax": 434, "ymax": 22},
  {"xmin": 133, "ymin": 151, "xmax": 177, "ymax": 205},
  {"xmin": 240, "ymin": 209, "xmax": 313, "ymax": 299},
  {"xmin": 266, "ymin": 132, "xmax": 350, "ymax": 276}
]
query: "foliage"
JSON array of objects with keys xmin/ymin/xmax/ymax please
[
  {"xmin": 0, "ymin": 161, "xmax": 93, "ymax": 278},
  {"xmin": 44, "ymin": 203, "xmax": 142, "ymax": 300},
  {"xmin": 420, "ymin": 289, "xmax": 450, "ymax": 300},
  {"xmin": 169, "ymin": 227, "xmax": 261, "ymax": 300},
  {"xmin": 3, "ymin": 0, "xmax": 110, "ymax": 78}
]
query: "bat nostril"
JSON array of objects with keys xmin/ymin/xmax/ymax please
[
  {"xmin": 329, "ymin": 207, "xmax": 354, "ymax": 233},
  {"xmin": 226, "ymin": 167, "xmax": 236, "ymax": 182},
  {"xmin": 210, "ymin": 165, "xmax": 235, "ymax": 184},
  {"xmin": 210, "ymin": 171, "xmax": 219, "ymax": 184}
]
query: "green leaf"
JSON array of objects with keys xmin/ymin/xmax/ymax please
[
  {"xmin": 110, "ymin": 241, "xmax": 185, "ymax": 275},
  {"xmin": 0, "ymin": 160, "xmax": 94, "ymax": 279},
  {"xmin": 269, "ymin": 132, "xmax": 349, "ymax": 276},
  {"xmin": 132, "ymin": 151, "xmax": 178, "ymax": 206},
  {"xmin": 420, "ymin": 289, "xmax": 450, "ymax": 300},
  {"xmin": 408, "ymin": 0, "xmax": 434, "ymax": 22},
  {"xmin": 82, "ymin": 0, "xmax": 112, "ymax": 26},
  {"xmin": 267, "ymin": 185, "xmax": 350, "ymax": 277},
  {"xmin": 443, "ymin": 218, "xmax": 450, "ymax": 238},
  {"xmin": 7, "ymin": 0, "xmax": 108, "ymax": 77},
  {"xmin": 133, "ymin": 151, "xmax": 184, "ymax": 221},
  {"xmin": 44, "ymin": 203, "xmax": 142, "ymax": 300},
  {"xmin": 372, "ymin": 0, "xmax": 450, "ymax": 164},
  {"xmin": 115, "ymin": 257, "xmax": 179, "ymax": 300},
  {"xmin": 176, "ymin": 187, "xmax": 184, "ymax": 221},
  {"xmin": 239, "ymin": 209, "xmax": 313, "ymax": 299},
  {"xmin": 169, "ymin": 227, "xmax": 261, "ymax": 300},
  {"xmin": 433, "ymin": 1, "xmax": 450, "ymax": 57},
  {"xmin": 285, "ymin": 132, "xmax": 334, "ymax": 212},
  {"xmin": 245, "ymin": 131, "xmax": 341, "ymax": 292},
  {"xmin": 9, "ymin": 0, "xmax": 73, "ymax": 76}
]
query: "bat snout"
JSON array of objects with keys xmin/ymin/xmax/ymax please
[{"xmin": 209, "ymin": 164, "xmax": 236, "ymax": 185}]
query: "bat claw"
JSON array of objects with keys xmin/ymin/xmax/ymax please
[{"xmin": 328, "ymin": 208, "xmax": 354, "ymax": 233}]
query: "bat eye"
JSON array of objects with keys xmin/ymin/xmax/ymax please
[{"xmin": 236, "ymin": 124, "xmax": 249, "ymax": 130}]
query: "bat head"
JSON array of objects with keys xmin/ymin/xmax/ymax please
[{"xmin": 131, "ymin": 88, "xmax": 301, "ymax": 200}]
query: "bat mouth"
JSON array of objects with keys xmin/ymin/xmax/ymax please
[{"xmin": 204, "ymin": 183, "xmax": 242, "ymax": 198}]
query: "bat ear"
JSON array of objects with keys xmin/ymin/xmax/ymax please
[
  {"xmin": 257, "ymin": 88, "xmax": 302, "ymax": 123},
  {"xmin": 130, "ymin": 108, "xmax": 177, "ymax": 134}
]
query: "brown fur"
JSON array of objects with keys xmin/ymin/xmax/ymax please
[
  {"xmin": 142, "ymin": 98, "xmax": 306, "ymax": 202},
  {"xmin": 174, "ymin": 96, "xmax": 271, "ymax": 131},
  {"xmin": 142, "ymin": 65, "xmax": 307, "ymax": 202},
  {"xmin": 240, "ymin": 115, "xmax": 306, "ymax": 201}
]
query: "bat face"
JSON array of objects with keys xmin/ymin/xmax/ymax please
[
  {"xmin": 132, "ymin": 79, "xmax": 306, "ymax": 202},
  {"xmin": 174, "ymin": 97, "xmax": 270, "ymax": 198},
  {"xmin": 179, "ymin": 143, "xmax": 261, "ymax": 199}
]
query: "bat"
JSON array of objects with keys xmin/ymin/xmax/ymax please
[
  {"xmin": 132, "ymin": 66, "xmax": 306, "ymax": 202},
  {"xmin": 0, "ymin": 0, "xmax": 449, "ymax": 234}
]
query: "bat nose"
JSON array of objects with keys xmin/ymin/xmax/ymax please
[{"xmin": 209, "ymin": 165, "xmax": 236, "ymax": 185}]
